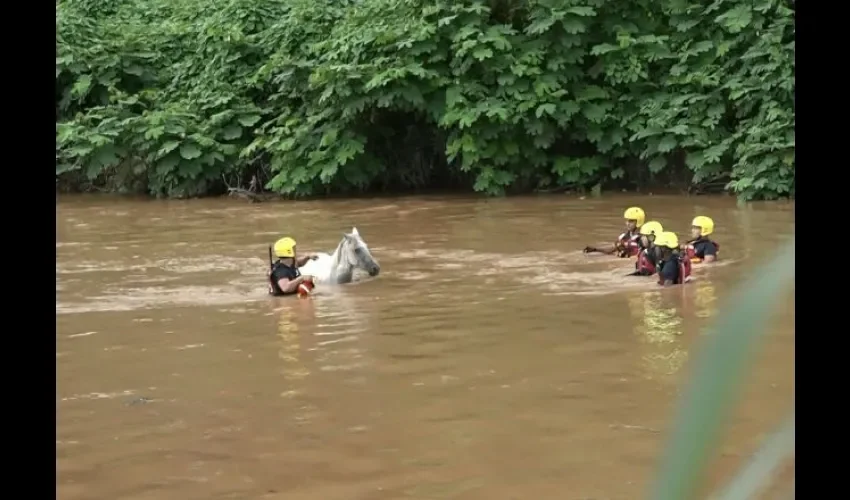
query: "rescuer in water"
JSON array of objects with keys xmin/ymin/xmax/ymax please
[
  {"xmin": 655, "ymin": 232, "xmax": 692, "ymax": 286},
  {"xmin": 584, "ymin": 206, "xmax": 646, "ymax": 258},
  {"xmin": 267, "ymin": 237, "xmax": 318, "ymax": 296},
  {"xmin": 629, "ymin": 220, "xmax": 664, "ymax": 276},
  {"xmin": 682, "ymin": 215, "xmax": 719, "ymax": 263}
]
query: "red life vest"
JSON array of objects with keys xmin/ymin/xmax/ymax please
[
  {"xmin": 657, "ymin": 256, "xmax": 693, "ymax": 285},
  {"xmin": 617, "ymin": 231, "xmax": 641, "ymax": 258},
  {"xmin": 635, "ymin": 248, "xmax": 656, "ymax": 275},
  {"xmin": 685, "ymin": 240, "xmax": 720, "ymax": 263}
]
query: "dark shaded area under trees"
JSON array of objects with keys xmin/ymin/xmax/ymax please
[{"xmin": 56, "ymin": 0, "xmax": 795, "ymax": 200}]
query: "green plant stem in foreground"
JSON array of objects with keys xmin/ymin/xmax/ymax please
[
  {"xmin": 56, "ymin": 0, "xmax": 795, "ymax": 199},
  {"xmin": 649, "ymin": 240, "xmax": 795, "ymax": 500},
  {"xmin": 714, "ymin": 412, "xmax": 794, "ymax": 500}
]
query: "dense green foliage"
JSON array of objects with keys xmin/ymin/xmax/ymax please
[{"xmin": 56, "ymin": 0, "xmax": 795, "ymax": 199}]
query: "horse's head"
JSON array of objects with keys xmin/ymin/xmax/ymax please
[{"xmin": 341, "ymin": 227, "xmax": 380, "ymax": 277}]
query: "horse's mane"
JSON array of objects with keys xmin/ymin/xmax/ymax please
[
  {"xmin": 329, "ymin": 236, "xmax": 348, "ymax": 272},
  {"xmin": 328, "ymin": 233, "xmax": 358, "ymax": 282}
]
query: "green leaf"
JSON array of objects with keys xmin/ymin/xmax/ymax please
[
  {"xmin": 84, "ymin": 160, "xmax": 103, "ymax": 180},
  {"xmin": 158, "ymin": 140, "xmax": 181, "ymax": 158},
  {"xmin": 124, "ymin": 65, "xmax": 144, "ymax": 76},
  {"xmin": 685, "ymin": 151, "xmax": 707, "ymax": 170},
  {"xmin": 445, "ymin": 86, "xmax": 464, "ymax": 107},
  {"xmin": 156, "ymin": 154, "xmax": 180, "ymax": 175},
  {"xmin": 648, "ymin": 156, "xmax": 667, "ymax": 173},
  {"xmin": 552, "ymin": 157, "xmax": 575, "ymax": 177},
  {"xmin": 672, "ymin": 19, "xmax": 701, "ymax": 32},
  {"xmin": 565, "ymin": 6, "xmax": 596, "ymax": 17},
  {"xmin": 144, "ymin": 127, "xmax": 165, "ymax": 140},
  {"xmin": 164, "ymin": 123, "xmax": 186, "ymax": 136},
  {"xmin": 320, "ymin": 129, "xmax": 339, "ymax": 148},
  {"xmin": 334, "ymin": 138, "xmax": 365, "ymax": 166},
  {"xmin": 472, "ymin": 47, "xmax": 493, "ymax": 61},
  {"xmin": 201, "ymin": 152, "xmax": 224, "ymax": 166},
  {"xmin": 590, "ymin": 43, "xmax": 619, "ymax": 55},
  {"xmin": 237, "ymin": 114, "xmax": 261, "ymax": 127},
  {"xmin": 93, "ymin": 146, "xmax": 122, "ymax": 170},
  {"xmin": 71, "ymin": 75, "xmax": 92, "ymax": 98},
  {"xmin": 82, "ymin": 146, "xmax": 121, "ymax": 179},
  {"xmin": 178, "ymin": 160, "xmax": 203, "ymax": 178},
  {"xmin": 319, "ymin": 163, "xmax": 339, "ymax": 183},
  {"xmin": 526, "ymin": 18, "xmax": 556, "ymax": 35},
  {"xmin": 179, "ymin": 143, "xmax": 202, "ymax": 160},
  {"xmin": 66, "ymin": 145, "xmax": 93, "ymax": 157},
  {"xmin": 656, "ymin": 135, "xmax": 678, "ymax": 153},
  {"xmin": 221, "ymin": 124, "xmax": 243, "ymax": 140},
  {"xmin": 716, "ymin": 5, "xmax": 754, "ymax": 34},
  {"xmin": 703, "ymin": 144, "xmax": 728, "ymax": 163},
  {"xmin": 691, "ymin": 40, "xmax": 714, "ymax": 54},
  {"xmin": 438, "ymin": 15, "xmax": 457, "ymax": 27},
  {"xmin": 535, "ymin": 103, "xmax": 556, "ymax": 118},
  {"xmin": 560, "ymin": 18, "xmax": 587, "ymax": 35},
  {"xmin": 666, "ymin": 124, "xmax": 689, "ymax": 135},
  {"xmin": 576, "ymin": 85, "xmax": 608, "ymax": 102},
  {"xmin": 56, "ymin": 163, "xmax": 78, "ymax": 175},
  {"xmin": 581, "ymin": 103, "xmax": 607, "ymax": 123},
  {"xmin": 561, "ymin": 101, "xmax": 581, "ymax": 117}
]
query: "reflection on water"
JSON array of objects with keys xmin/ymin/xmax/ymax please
[
  {"xmin": 629, "ymin": 292, "xmax": 688, "ymax": 379},
  {"xmin": 276, "ymin": 303, "xmax": 310, "ymax": 394},
  {"xmin": 691, "ymin": 280, "xmax": 719, "ymax": 319},
  {"xmin": 57, "ymin": 194, "xmax": 795, "ymax": 499}
]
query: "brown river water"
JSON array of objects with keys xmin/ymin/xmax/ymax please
[{"xmin": 56, "ymin": 194, "xmax": 795, "ymax": 500}]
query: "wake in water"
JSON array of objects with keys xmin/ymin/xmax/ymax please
[
  {"xmin": 56, "ymin": 254, "xmax": 271, "ymax": 314},
  {"xmin": 56, "ymin": 243, "xmax": 742, "ymax": 314}
]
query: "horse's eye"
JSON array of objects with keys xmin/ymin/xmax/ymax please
[{"xmin": 354, "ymin": 247, "xmax": 363, "ymax": 255}]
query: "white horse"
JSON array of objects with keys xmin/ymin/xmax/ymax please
[{"xmin": 299, "ymin": 227, "xmax": 381, "ymax": 285}]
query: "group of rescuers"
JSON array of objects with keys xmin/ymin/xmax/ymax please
[
  {"xmin": 583, "ymin": 207, "xmax": 720, "ymax": 286},
  {"xmin": 265, "ymin": 206, "xmax": 718, "ymax": 296}
]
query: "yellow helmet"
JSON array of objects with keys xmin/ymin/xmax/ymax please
[
  {"xmin": 624, "ymin": 207, "xmax": 646, "ymax": 227},
  {"xmin": 639, "ymin": 221, "xmax": 664, "ymax": 237},
  {"xmin": 655, "ymin": 231, "xmax": 679, "ymax": 249},
  {"xmin": 273, "ymin": 237, "xmax": 297, "ymax": 258},
  {"xmin": 691, "ymin": 215, "xmax": 715, "ymax": 236}
]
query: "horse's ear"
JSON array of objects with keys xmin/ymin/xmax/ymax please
[{"xmin": 351, "ymin": 227, "xmax": 359, "ymax": 236}]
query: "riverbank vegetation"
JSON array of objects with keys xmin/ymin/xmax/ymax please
[{"xmin": 56, "ymin": 0, "xmax": 794, "ymax": 200}]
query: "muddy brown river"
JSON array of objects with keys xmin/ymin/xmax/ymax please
[{"xmin": 56, "ymin": 194, "xmax": 794, "ymax": 500}]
